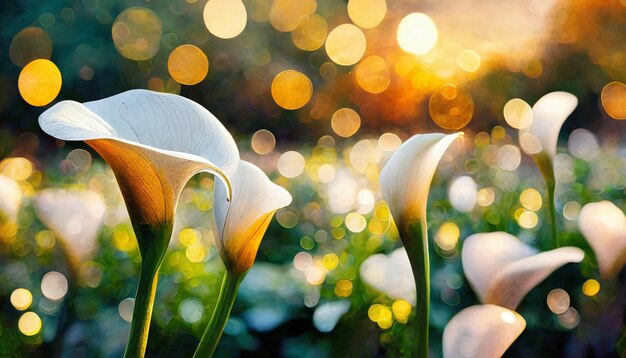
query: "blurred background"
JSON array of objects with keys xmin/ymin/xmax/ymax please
[{"xmin": 1, "ymin": 0, "xmax": 626, "ymax": 356}]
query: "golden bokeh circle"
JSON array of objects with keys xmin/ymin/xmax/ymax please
[
  {"xmin": 18, "ymin": 312, "xmax": 42, "ymax": 336},
  {"xmin": 291, "ymin": 14, "xmax": 328, "ymax": 51},
  {"xmin": 203, "ymin": 0, "xmax": 247, "ymax": 39},
  {"xmin": 503, "ymin": 98, "xmax": 533, "ymax": 129},
  {"xmin": 325, "ymin": 24, "xmax": 366, "ymax": 66},
  {"xmin": 251, "ymin": 129, "xmax": 276, "ymax": 154},
  {"xmin": 347, "ymin": 0, "xmax": 387, "ymax": 29},
  {"xmin": 271, "ymin": 70, "xmax": 313, "ymax": 110},
  {"xmin": 601, "ymin": 81, "xmax": 626, "ymax": 120},
  {"xmin": 167, "ymin": 45, "xmax": 209, "ymax": 85},
  {"xmin": 112, "ymin": 7, "xmax": 162, "ymax": 61},
  {"xmin": 9, "ymin": 27, "xmax": 52, "ymax": 67},
  {"xmin": 18, "ymin": 59, "xmax": 62, "ymax": 107},
  {"xmin": 429, "ymin": 84, "xmax": 473, "ymax": 130},
  {"xmin": 456, "ymin": 49, "xmax": 481, "ymax": 73},
  {"xmin": 355, "ymin": 55, "xmax": 390, "ymax": 94},
  {"xmin": 396, "ymin": 12, "xmax": 438, "ymax": 55},
  {"xmin": 331, "ymin": 108, "xmax": 361, "ymax": 137}
]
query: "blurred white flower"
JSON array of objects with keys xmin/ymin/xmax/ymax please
[
  {"xmin": 214, "ymin": 161, "xmax": 292, "ymax": 277},
  {"xmin": 448, "ymin": 175, "xmax": 477, "ymax": 213},
  {"xmin": 578, "ymin": 201, "xmax": 626, "ymax": 278},
  {"xmin": 443, "ymin": 304, "xmax": 526, "ymax": 358},
  {"xmin": 34, "ymin": 188, "xmax": 106, "ymax": 270},
  {"xmin": 360, "ymin": 248, "xmax": 416, "ymax": 305},
  {"xmin": 312, "ymin": 300, "xmax": 350, "ymax": 333},
  {"xmin": 462, "ymin": 232, "xmax": 584, "ymax": 309},
  {"xmin": 0, "ymin": 174, "xmax": 22, "ymax": 222}
]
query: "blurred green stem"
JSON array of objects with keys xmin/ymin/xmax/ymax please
[
  {"xmin": 124, "ymin": 223, "xmax": 172, "ymax": 358},
  {"xmin": 402, "ymin": 219, "xmax": 429, "ymax": 358},
  {"xmin": 534, "ymin": 153, "xmax": 559, "ymax": 248},
  {"xmin": 194, "ymin": 270, "xmax": 243, "ymax": 358}
]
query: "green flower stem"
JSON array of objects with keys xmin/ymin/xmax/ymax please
[
  {"xmin": 402, "ymin": 219, "xmax": 430, "ymax": 358},
  {"xmin": 546, "ymin": 178, "xmax": 559, "ymax": 248},
  {"xmin": 534, "ymin": 153, "xmax": 559, "ymax": 248},
  {"xmin": 194, "ymin": 270, "xmax": 243, "ymax": 358},
  {"xmin": 124, "ymin": 223, "xmax": 172, "ymax": 358}
]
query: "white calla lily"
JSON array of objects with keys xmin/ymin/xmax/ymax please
[
  {"xmin": 443, "ymin": 304, "xmax": 526, "ymax": 358},
  {"xmin": 196, "ymin": 160, "xmax": 291, "ymax": 357},
  {"xmin": 578, "ymin": 201, "xmax": 626, "ymax": 278},
  {"xmin": 462, "ymin": 232, "xmax": 584, "ymax": 309},
  {"xmin": 519, "ymin": 92, "xmax": 577, "ymax": 248},
  {"xmin": 39, "ymin": 89, "xmax": 239, "ymax": 227},
  {"xmin": 379, "ymin": 132, "xmax": 461, "ymax": 357},
  {"xmin": 34, "ymin": 188, "xmax": 106, "ymax": 271},
  {"xmin": 380, "ymin": 133, "xmax": 461, "ymax": 225},
  {"xmin": 360, "ymin": 247, "xmax": 416, "ymax": 305},
  {"xmin": 521, "ymin": 91, "xmax": 578, "ymax": 161},
  {"xmin": 39, "ymin": 89, "xmax": 240, "ymax": 358},
  {"xmin": 0, "ymin": 174, "xmax": 22, "ymax": 222},
  {"xmin": 214, "ymin": 160, "xmax": 292, "ymax": 277}
]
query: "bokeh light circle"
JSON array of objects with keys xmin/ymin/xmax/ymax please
[
  {"xmin": 331, "ymin": 108, "xmax": 361, "ymax": 138},
  {"xmin": 9, "ymin": 27, "xmax": 52, "ymax": 67},
  {"xmin": 18, "ymin": 59, "xmax": 62, "ymax": 107},
  {"xmin": 601, "ymin": 81, "xmax": 626, "ymax": 120},
  {"xmin": 503, "ymin": 98, "xmax": 533, "ymax": 129},
  {"xmin": 112, "ymin": 7, "xmax": 162, "ymax": 61},
  {"xmin": 10, "ymin": 288, "xmax": 33, "ymax": 311},
  {"xmin": 456, "ymin": 49, "xmax": 481, "ymax": 73},
  {"xmin": 292, "ymin": 14, "xmax": 328, "ymax": 51},
  {"xmin": 347, "ymin": 0, "xmax": 387, "ymax": 29},
  {"xmin": 271, "ymin": 70, "xmax": 313, "ymax": 110},
  {"xmin": 325, "ymin": 24, "xmax": 366, "ymax": 66},
  {"xmin": 18, "ymin": 312, "xmax": 42, "ymax": 336},
  {"xmin": 278, "ymin": 151, "xmax": 306, "ymax": 178},
  {"xmin": 396, "ymin": 13, "xmax": 437, "ymax": 55},
  {"xmin": 355, "ymin": 55, "xmax": 390, "ymax": 94},
  {"xmin": 41, "ymin": 271, "xmax": 68, "ymax": 300},
  {"xmin": 429, "ymin": 84, "xmax": 473, "ymax": 130},
  {"xmin": 203, "ymin": 0, "xmax": 247, "ymax": 39},
  {"xmin": 251, "ymin": 129, "xmax": 276, "ymax": 155},
  {"xmin": 167, "ymin": 45, "xmax": 209, "ymax": 85}
]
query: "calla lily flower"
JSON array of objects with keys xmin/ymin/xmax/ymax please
[
  {"xmin": 380, "ymin": 133, "xmax": 461, "ymax": 226},
  {"xmin": 519, "ymin": 91, "xmax": 578, "ymax": 247},
  {"xmin": 39, "ymin": 89, "xmax": 239, "ymax": 227},
  {"xmin": 379, "ymin": 132, "xmax": 461, "ymax": 357},
  {"xmin": 360, "ymin": 247, "xmax": 416, "ymax": 305},
  {"xmin": 39, "ymin": 89, "xmax": 239, "ymax": 358},
  {"xmin": 213, "ymin": 160, "xmax": 292, "ymax": 277},
  {"xmin": 0, "ymin": 174, "xmax": 22, "ymax": 223},
  {"xmin": 462, "ymin": 232, "xmax": 584, "ymax": 309},
  {"xmin": 578, "ymin": 201, "xmax": 626, "ymax": 278},
  {"xmin": 34, "ymin": 188, "xmax": 106, "ymax": 272},
  {"xmin": 195, "ymin": 160, "xmax": 291, "ymax": 357},
  {"xmin": 443, "ymin": 304, "xmax": 526, "ymax": 358}
]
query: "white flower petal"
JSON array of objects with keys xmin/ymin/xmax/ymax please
[
  {"xmin": 578, "ymin": 201, "xmax": 626, "ymax": 278},
  {"xmin": 359, "ymin": 247, "xmax": 416, "ymax": 305},
  {"xmin": 214, "ymin": 160, "xmax": 292, "ymax": 275},
  {"xmin": 522, "ymin": 91, "xmax": 578, "ymax": 160},
  {"xmin": 379, "ymin": 133, "xmax": 461, "ymax": 225},
  {"xmin": 462, "ymin": 232, "xmax": 584, "ymax": 309},
  {"xmin": 443, "ymin": 304, "xmax": 525, "ymax": 358},
  {"xmin": 34, "ymin": 188, "xmax": 106, "ymax": 270},
  {"xmin": 39, "ymin": 89, "xmax": 239, "ymax": 225},
  {"xmin": 0, "ymin": 175, "xmax": 22, "ymax": 222}
]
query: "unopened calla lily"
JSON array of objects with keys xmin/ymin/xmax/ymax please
[
  {"xmin": 578, "ymin": 201, "xmax": 626, "ymax": 278},
  {"xmin": 462, "ymin": 232, "xmax": 584, "ymax": 309},
  {"xmin": 39, "ymin": 89, "xmax": 239, "ymax": 358},
  {"xmin": 195, "ymin": 160, "xmax": 291, "ymax": 357},
  {"xmin": 379, "ymin": 132, "xmax": 461, "ymax": 357},
  {"xmin": 34, "ymin": 188, "xmax": 106, "ymax": 273},
  {"xmin": 443, "ymin": 304, "xmax": 526, "ymax": 358},
  {"xmin": 519, "ymin": 91, "xmax": 578, "ymax": 247}
]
